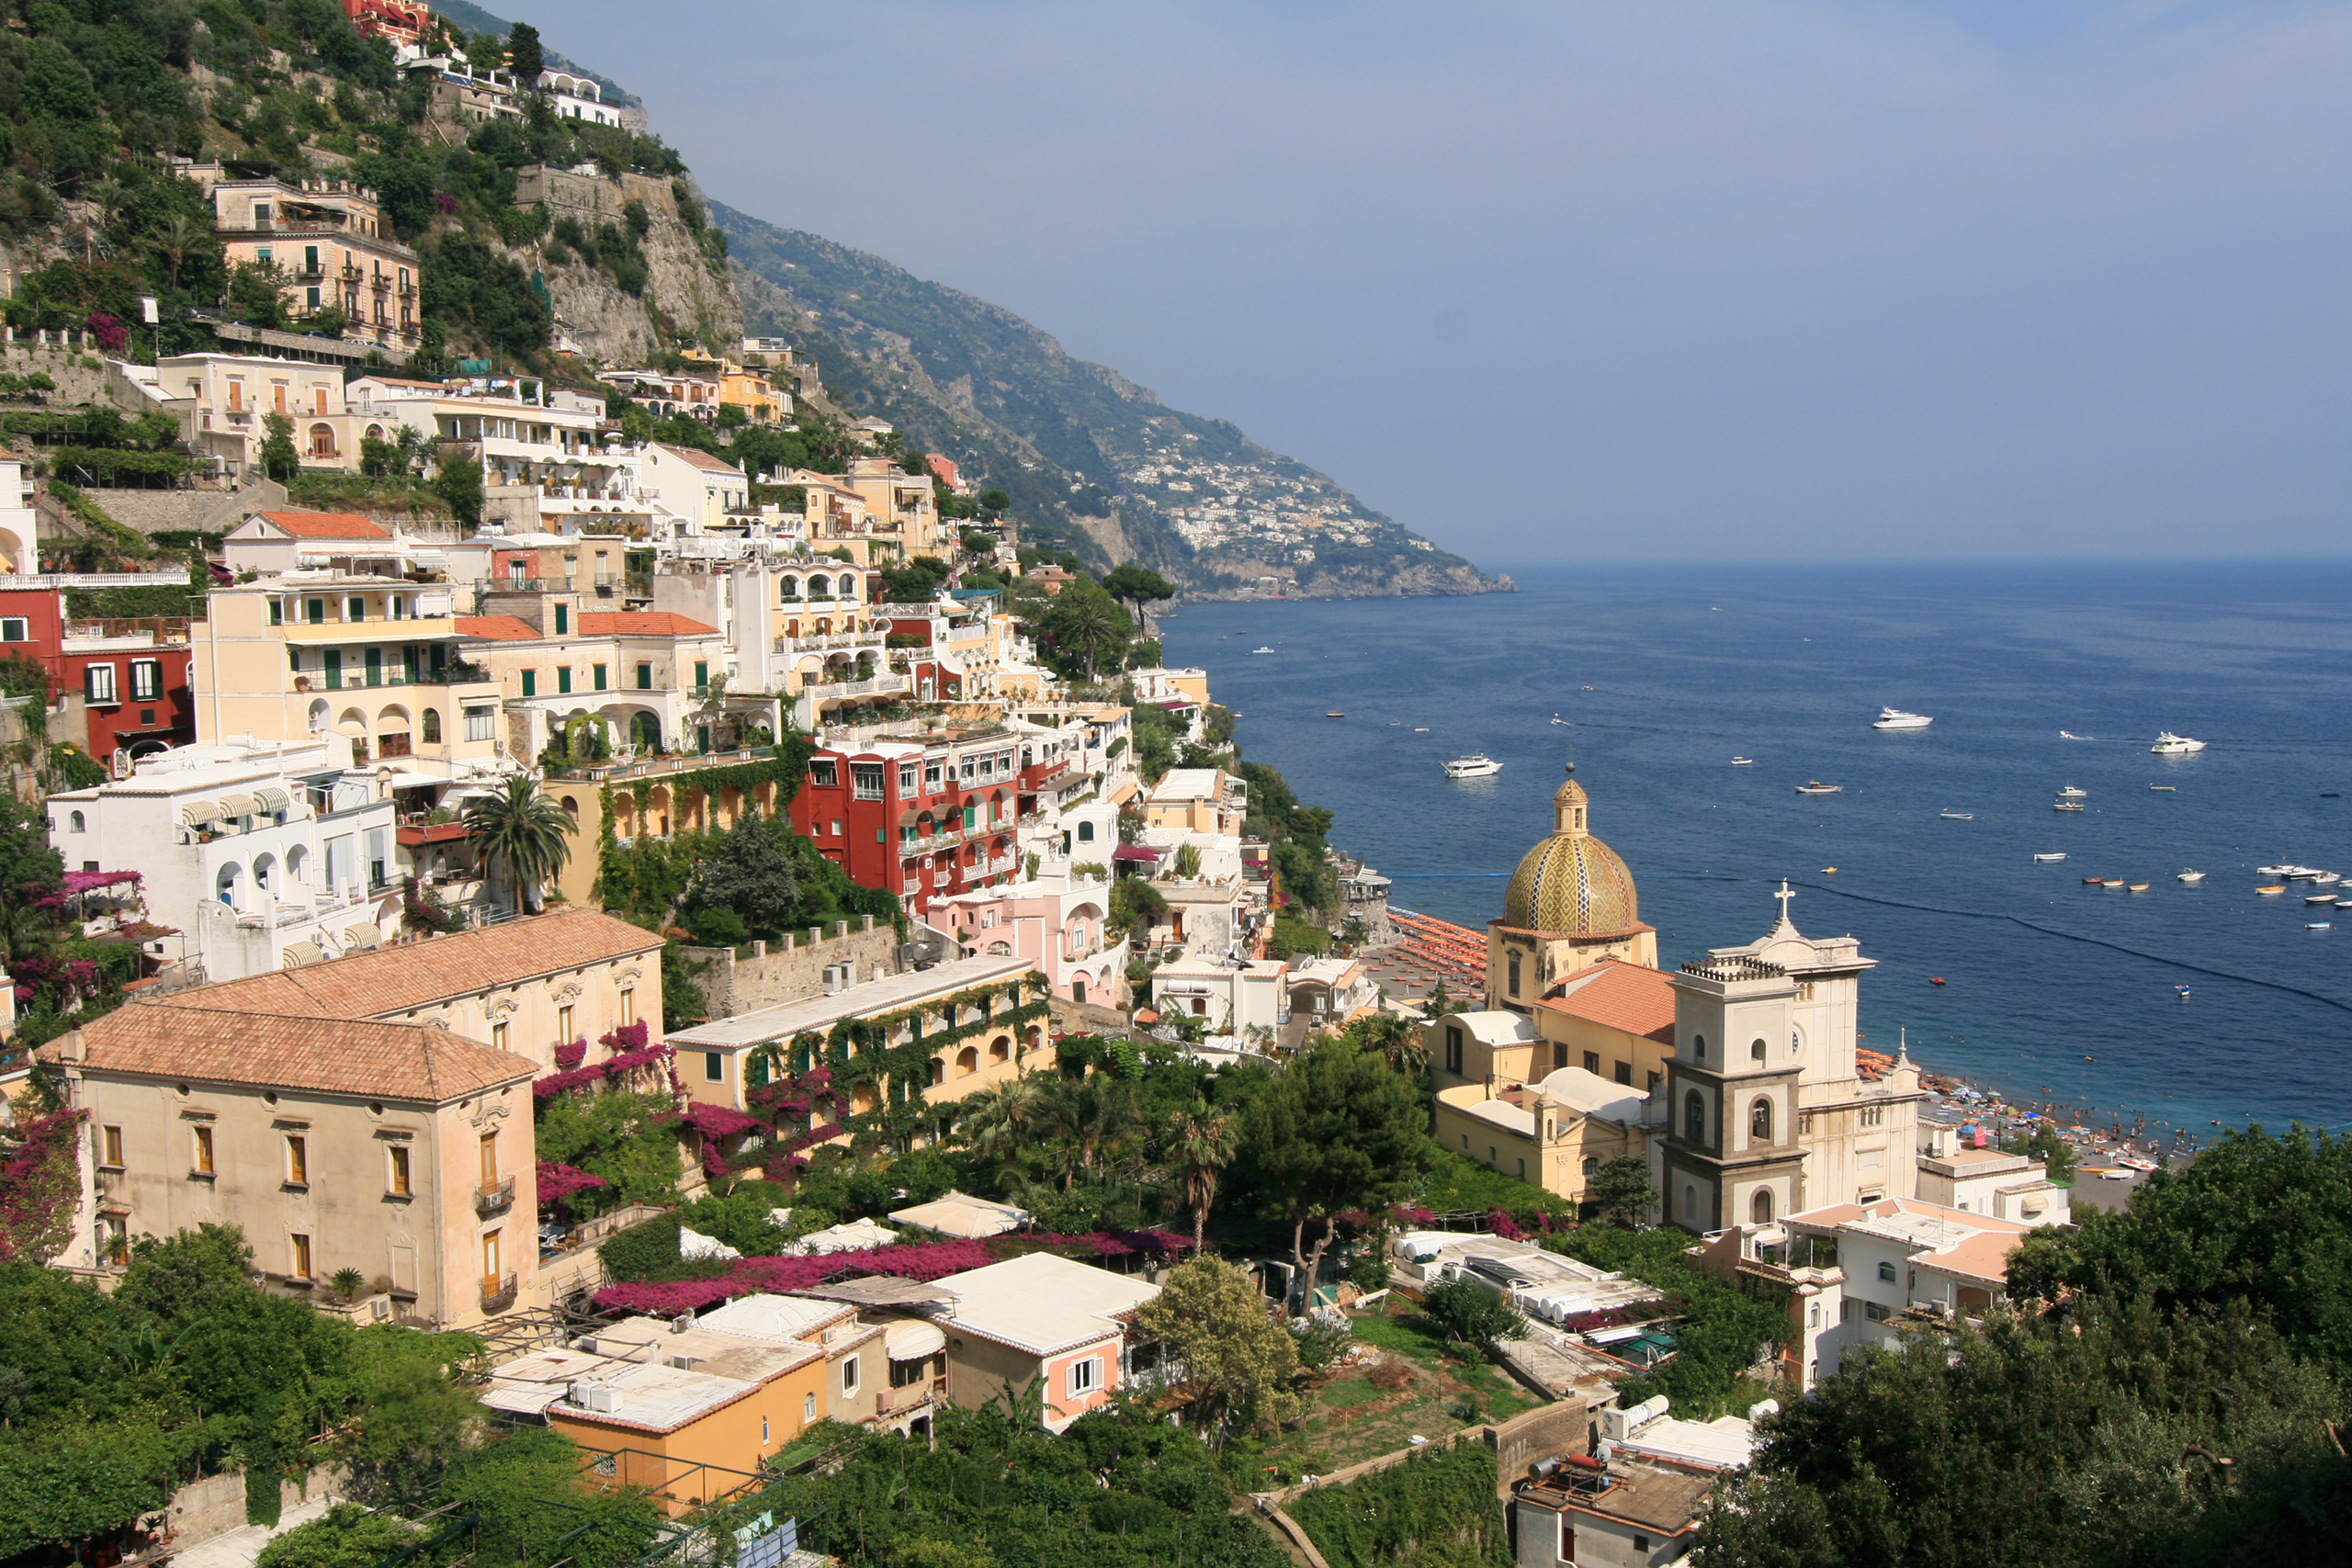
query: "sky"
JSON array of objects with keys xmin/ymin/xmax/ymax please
[{"xmin": 514, "ymin": 1, "xmax": 2349, "ymax": 566}]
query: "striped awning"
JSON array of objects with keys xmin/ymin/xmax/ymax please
[
  {"xmin": 281, "ymin": 941, "xmax": 323, "ymax": 969},
  {"xmin": 343, "ymin": 925, "xmax": 381, "ymax": 951},
  {"xmin": 254, "ymin": 785, "xmax": 291, "ymax": 814},
  {"xmin": 217, "ymin": 793, "xmax": 258, "ymax": 818},
  {"xmin": 177, "ymin": 800, "xmax": 221, "ymax": 827}
]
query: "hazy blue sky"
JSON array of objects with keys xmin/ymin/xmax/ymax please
[{"xmin": 518, "ymin": 2, "xmax": 2347, "ymax": 564}]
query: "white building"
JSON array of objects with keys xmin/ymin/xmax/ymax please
[
  {"xmin": 44, "ymin": 739, "xmax": 406, "ymax": 984},
  {"xmin": 1914, "ymin": 1126, "xmax": 2070, "ymax": 1226},
  {"xmin": 348, "ymin": 376, "xmax": 648, "ymax": 536},
  {"xmin": 639, "ymin": 443, "xmax": 750, "ymax": 536},
  {"xmin": 1781, "ymin": 1196, "xmax": 2032, "ymax": 1387},
  {"xmin": 536, "ymin": 70, "xmax": 621, "ymax": 126},
  {"xmin": 1148, "ymin": 954, "xmax": 1286, "ymax": 1039},
  {"xmin": 0, "ymin": 458, "xmax": 36, "ymax": 573}
]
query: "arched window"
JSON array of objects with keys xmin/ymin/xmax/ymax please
[
  {"xmin": 68, "ymin": 810, "xmax": 85, "ymax": 832},
  {"xmin": 1750, "ymin": 1098, "xmax": 1773, "ymax": 1143},
  {"xmin": 781, "ymin": 576, "xmax": 800, "ymax": 600},
  {"xmin": 1751, "ymin": 1188, "xmax": 1775, "ymax": 1224},
  {"xmin": 1692, "ymin": 1033, "xmax": 1706, "ymax": 1060},
  {"xmin": 838, "ymin": 572, "xmax": 857, "ymax": 598},
  {"xmin": 1685, "ymin": 1091, "xmax": 1706, "ymax": 1142},
  {"xmin": 1751, "ymin": 1037, "xmax": 1767, "ymax": 1064},
  {"xmin": 421, "ymin": 707, "xmax": 441, "ymax": 743},
  {"xmin": 308, "ymin": 423, "xmax": 334, "ymax": 457},
  {"xmin": 1077, "ymin": 820, "xmax": 1095, "ymax": 841}
]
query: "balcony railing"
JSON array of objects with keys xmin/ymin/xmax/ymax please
[
  {"xmin": 803, "ymin": 673, "xmax": 910, "ymax": 704},
  {"xmin": 481, "ymin": 1272, "xmax": 518, "ymax": 1313},
  {"xmin": 476, "ymin": 1175, "xmax": 516, "ymax": 1214},
  {"xmin": 876, "ymin": 1380, "xmax": 939, "ymax": 1416}
]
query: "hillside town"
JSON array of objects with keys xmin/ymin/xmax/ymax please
[{"xmin": 0, "ymin": 8, "xmax": 2338, "ymax": 1568}]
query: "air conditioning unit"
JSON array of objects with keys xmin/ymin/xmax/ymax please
[
  {"xmin": 668, "ymin": 1355, "xmax": 700, "ymax": 1371},
  {"xmin": 568, "ymin": 1382, "xmax": 620, "ymax": 1414},
  {"xmin": 672, "ymin": 1312, "xmax": 694, "ymax": 1334},
  {"xmin": 493, "ymin": 738, "xmax": 506, "ymax": 753}
]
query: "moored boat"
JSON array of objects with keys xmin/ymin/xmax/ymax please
[
  {"xmin": 1795, "ymin": 781, "xmax": 1842, "ymax": 795},
  {"xmin": 2151, "ymin": 731, "xmax": 2206, "ymax": 755},
  {"xmin": 2177, "ymin": 870, "xmax": 2203, "ymax": 883},
  {"xmin": 1873, "ymin": 706, "xmax": 1933, "ymax": 730},
  {"xmin": 1442, "ymin": 753, "xmax": 1502, "ymax": 780}
]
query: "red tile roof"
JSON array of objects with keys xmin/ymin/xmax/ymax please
[
  {"xmin": 1537, "ymin": 958, "xmax": 1677, "ymax": 1043},
  {"xmin": 57, "ymin": 1003, "xmax": 534, "ymax": 1104},
  {"xmin": 578, "ymin": 611, "xmax": 718, "ymax": 637},
  {"xmin": 254, "ymin": 510, "xmax": 390, "ymax": 539},
  {"xmin": 455, "ymin": 615, "xmax": 543, "ymax": 641}
]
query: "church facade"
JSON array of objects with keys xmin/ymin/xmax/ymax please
[{"xmin": 1430, "ymin": 766, "xmax": 1924, "ymax": 1226}]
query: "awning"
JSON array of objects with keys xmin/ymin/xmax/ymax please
[
  {"xmin": 254, "ymin": 786, "xmax": 290, "ymax": 814},
  {"xmin": 217, "ymin": 792, "xmax": 257, "ymax": 818},
  {"xmin": 281, "ymin": 941, "xmax": 323, "ymax": 968},
  {"xmin": 376, "ymin": 771, "xmax": 443, "ymax": 791},
  {"xmin": 343, "ymin": 925, "xmax": 381, "ymax": 951},
  {"xmin": 177, "ymin": 800, "xmax": 221, "ymax": 827},
  {"xmin": 882, "ymin": 1320, "xmax": 947, "ymax": 1361},
  {"xmin": 1112, "ymin": 845, "xmax": 1160, "ymax": 863}
]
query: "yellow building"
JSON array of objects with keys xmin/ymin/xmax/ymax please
[
  {"xmin": 142, "ymin": 354, "xmax": 366, "ymax": 479},
  {"xmin": 189, "ymin": 575, "xmax": 505, "ymax": 775},
  {"xmin": 199, "ymin": 171, "xmax": 421, "ymax": 352},
  {"xmin": 43, "ymin": 998, "xmax": 540, "ymax": 1330},
  {"xmin": 1485, "ymin": 766, "xmax": 1657, "ymax": 1012}
]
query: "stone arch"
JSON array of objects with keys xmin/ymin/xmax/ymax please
[
  {"xmin": 336, "ymin": 705, "xmax": 368, "ymax": 736},
  {"xmin": 67, "ymin": 809, "xmax": 85, "ymax": 832},
  {"xmin": 1692, "ymin": 1032, "xmax": 1706, "ymax": 1061},
  {"xmin": 307, "ymin": 698, "xmax": 329, "ymax": 734},
  {"xmin": 215, "ymin": 861, "xmax": 244, "ymax": 907},
  {"xmin": 307, "ymin": 422, "xmax": 334, "ymax": 458},
  {"xmin": 988, "ymin": 1032, "xmax": 1011, "ymax": 1065},
  {"xmin": 287, "ymin": 844, "xmax": 310, "ymax": 884},
  {"xmin": 252, "ymin": 851, "xmax": 277, "ymax": 895},
  {"xmin": 1751, "ymin": 1037, "xmax": 1767, "ymax": 1064},
  {"xmin": 956, "ymin": 1045, "xmax": 978, "ymax": 1077},
  {"xmin": 1685, "ymin": 1090, "xmax": 1706, "ymax": 1143},
  {"xmin": 1750, "ymin": 1097, "xmax": 1773, "ymax": 1144},
  {"xmin": 632, "ymin": 711, "xmax": 662, "ymax": 752},
  {"xmin": 1751, "ymin": 1187, "xmax": 1775, "ymax": 1224}
]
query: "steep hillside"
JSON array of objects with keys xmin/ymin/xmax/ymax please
[{"xmin": 716, "ymin": 205, "xmax": 1501, "ymax": 598}]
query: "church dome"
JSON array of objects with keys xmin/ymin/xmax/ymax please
[{"xmin": 1503, "ymin": 767, "xmax": 1641, "ymax": 935}]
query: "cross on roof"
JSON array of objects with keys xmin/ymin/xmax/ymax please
[{"xmin": 1774, "ymin": 879, "xmax": 1796, "ymax": 923}]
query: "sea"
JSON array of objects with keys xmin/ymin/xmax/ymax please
[{"xmin": 1158, "ymin": 559, "xmax": 2352, "ymax": 1148}]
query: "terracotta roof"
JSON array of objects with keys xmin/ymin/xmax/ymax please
[
  {"xmin": 577, "ymin": 611, "xmax": 718, "ymax": 637},
  {"xmin": 154, "ymin": 908, "xmax": 662, "ymax": 1021},
  {"xmin": 454, "ymin": 615, "xmax": 543, "ymax": 641},
  {"xmin": 56, "ymin": 1002, "xmax": 533, "ymax": 1103},
  {"xmin": 659, "ymin": 444, "xmax": 746, "ymax": 474},
  {"xmin": 1537, "ymin": 958, "xmax": 1676, "ymax": 1043},
  {"xmin": 254, "ymin": 510, "xmax": 390, "ymax": 540}
]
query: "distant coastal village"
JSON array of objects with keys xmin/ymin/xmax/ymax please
[{"xmin": 0, "ymin": 7, "xmax": 2339, "ymax": 1568}]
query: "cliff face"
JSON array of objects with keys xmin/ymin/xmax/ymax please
[
  {"xmin": 519, "ymin": 167, "xmax": 742, "ymax": 365},
  {"xmin": 711, "ymin": 202, "xmax": 1504, "ymax": 597}
]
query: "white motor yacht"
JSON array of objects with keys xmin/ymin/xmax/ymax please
[
  {"xmin": 2177, "ymin": 870, "xmax": 2205, "ymax": 884},
  {"xmin": 1730, "ymin": 756, "xmax": 1754, "ymax": 766},
  {"xmin": 1442, "ymin": 754, "xmax": 1502, "ymax": 780},
  {"xmin": 2151, "ymin": 732, "xmax": 2206, "ymax": 755},
  {"xmin": 1873, "ymin": 706, "xmax": 1934, "ymax": 730},
  {"xmin": 1249, "ymin": 646, "xmax": 1275, "ymax": 656},
  {"xmin": 2058, "ymin": 786, "xmax": 2087, "ymax": 798}
]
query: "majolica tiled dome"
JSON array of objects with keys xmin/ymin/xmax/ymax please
[{"xmin": 1503, "ymin": 767, "xmax": 1640, "ymax": 935}]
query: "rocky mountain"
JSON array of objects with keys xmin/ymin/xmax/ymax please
[{"xmin": 715, "ymin": 205, "xmax": 1503, "ymax": 598}]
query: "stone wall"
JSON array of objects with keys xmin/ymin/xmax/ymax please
[
  {"xmin": 678, "ymin": 917, "xmax": 900, "ymax": 1020},
  {"xmin": 0, "ymin": 339, "xmax": 115, "ymax": 406},
  {"xmin": 165, "ymin": 1462, "xmax": 343, "ymax": 1549},
  {"xmin": 69, "ymin": 480, "xmax": 285, "ymax": 540}
]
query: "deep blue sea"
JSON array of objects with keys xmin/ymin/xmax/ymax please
[{"xmin": 1159, "ymin": 560, "xmax": 2352, "ymax": 1146}]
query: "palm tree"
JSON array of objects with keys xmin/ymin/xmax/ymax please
[
  {"xmin": 1357, "ymin": 1013, "xmax": 1426, "ymax": 1077},
  {"xmin": 150, "ymin": 212, "xmax": 200, "ymax": 293},
  {"xmin": 957, "ymin": 1078, "xmax": 1041, "ymax": 1163},
  {"xmin": 462, "ymin": 774, "xmax": 573, "ymax": 913},
  {"xmin": 1035, "ymin": 1073, "xmax": 1135, "ymax": 1190},
  {"xmin": 1049, "ymin": 592, "xmax": 1129, "ymax": 682},
  {"xmin": 1170, "ymin": 1100, "xmax": 1238, "ymax": 1251}
]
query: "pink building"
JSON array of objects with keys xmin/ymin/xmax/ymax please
[{"xmin": 933, "ymin": 875, "xmax": 1125, "ymax": 1009}]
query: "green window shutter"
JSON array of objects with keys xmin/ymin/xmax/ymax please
[
  {"xmin": 554, "ymin": 604, "xmax": 568, "ymax": 635},
  {"xmin": 594, "ymin": 663, "xmax": 606, "ymax": 690},
  {"xmin": 558, "ymin": 667, "xmax": 571, "ymax": 694},
  {"xmin": 694, "ymin": 661, "xmax": 708, "ymax": 690},
  {"xmin": 637, "ymin": 663, "xmax": 652, "ymax": 689},
  {"xmin": 521, "ymin": 669, "xmax": 537, "ymax": 696}
]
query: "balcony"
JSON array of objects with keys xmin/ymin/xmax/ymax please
[
  {"xmin": 876, "ymin": 1379, "xmax": 940, "ymax": 1416},
  {"xmin": 398, "ymin": 819, "xmax": 470, "ymax": 847},
  {"xmin": 803, "ymin": 672, "xmax": 911, "ymax": 705},
  {"xmin": 477, "ymin": 1175, "xmax": 517, "ymax": 1214},
  {"xmin": 481, "ymin": 1272, "xmax": 518, "ymax": 1313}
]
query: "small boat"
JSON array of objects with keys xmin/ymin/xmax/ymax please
[
  {"xmin": 2151, "ymin": 731, "xmax": 2206, "ymax": 755},
  {"xmin": 2314, "ymin": 872, "xmax": 2342, "ymax": 886},
  {"xmin": 2174, "ymin": 984, "xmax": 2191, "ymax": 998},
  {"xmin": 2149, "ymin": 784, "xmax": 2175, "ymax": 791},
  {"xmin": 1249, "ymin": 646, "xmax": 1275, "ymax": 656},
  {"xmin": 1326, "ymin": 710, "xmax": 1345, "ymax": 718},
  {"xmin": 2101, "ymin": 879, "xmax": 2125, "ymax": 888},
  {"xmin": 2053, "ymin": 800, "xmax": 2086, "ymax": 812},
  {"xmin": 1412, "ymin": 727, "xmax": 1429, "ymax": 732},
  {"xmin": 2083, "ymin": 875, "xmax": 2106, "ymax": 885},
  {"xmin": 2177, "ymin": 870, "xmax": 2204, "ymax": 883},
  {"xmin": 1550, "ymin": 715, "xmax": 1568, "ymax": 726},
  {"xmin": 1442, "ymin": 753, "xmax": 1502, "ymax": 780},
  {"xmin": 2335, "ymin": 897, "xmax": 2352, "ymax": 908},
  {"xmin": 1388, "ymin": 720, "xmax": 1401, "ymax": 727},
  {"xmin": 2128, "ymin": 884, "xmax": 2150, "ymax": 892},
  {"xmin": 1939, "ymin": 809, "xmax": 1973, "ymax": 820},
  {"xmin": 1873, "ymin": 706, "xmax": 1933, "ymax": 730},
  {"xmin": 2118, "ymin": 1155, "xmax": 2158, "ymax": 1173},
  {"xmin": 2309, "ymin": 921, "xmax": 2333, "ymax": 931},
  {"xmin": 2305, "ymin": 894, "xmax": 2338, "ymax": 906},
  {"xmin": 1795, "ymin": 781, "xmax": 1842, "ymax": 795},
  {"xmin": 2256, "ymin": 886, "xmax": 2287, "ymax": 896},
  {"xmin": 1928, "ymin": 976, "xmax": 1946, "ymax": 986},
  {"xmin": 2060, "ymin": 730, "xmax": 2086, "ymax": 739},
  {"xmin": 2257, "ymin": 863, "xmax": 2295, "ymax": 876},
  {"xmin": 2058, "ymin": 786, "xmax": 2087, "ymax": 798},
  {"xmin": 1730, "ymin": 756, "xmax": 1754, "ymax": 766},
  {"xmin": 1821, "ymin": 866, "xmax": 1838, "ymax": 874},
  {"xmin": 2035, "ymin": 852, "xmax": 2068, "ymax": 863},
  {"xmin": 2324, "ymin": 791, "xmax": 2343, "ymax": 799}
]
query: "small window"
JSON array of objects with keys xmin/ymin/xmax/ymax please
[
  {"xmin": 1865, "ymin": 1302, "xmax": 1890, "ymax": 1323},
  {"xmin": 1583, "ymin": 1051, "xmax": 1600, "ymax": 1075},
  {"xmin": 0, "ymin": 616, "xmax": 27, "ymax": 642},
  {"xmin": 521, "ymin": 669, "xmax": 537, "ymax": 697},
  {"xmin": 620, "ymin": 988, "xmax": 636, "ymax": 1027},
  {"xmin": 130, "ymin": 660, "xmax": 163, "ymax": 701},
  {"xmin": 809, "ymin": 760, "xmax": 839, "ymax": 788},
  {"xmin": 635, "ymin": 662, "xmax": 653, "ymax": 690},
  {"xmin": 1878, "ymin": 1260, "xmax": 1897, "ymax": 1282},
  {"xmin": 558, "ymin": 1004, "xmax": 574, "ymax": 1043},
  {"xmin": 100, "ymin": 1124, "xmax": 124, "ymax": 1168},
  {"xmin": 593, "ymin": 662, "xmax": 607, "ymax": 691},
  {"xmin": 492, "ymin": 1021, "xmax": 510, "ymax": 1052},
  {"xmin": 68, "ymin": 811, "xmax": 85, "ymax": 833},
  {"xmin": 192, "ymin": 1124, "xmax": 214, "ymax": 1175},
  {"xmin": 1751, "ymin": 1037, "xmax": 1767, "ymax": 1064},
  {"xmin": 422, "ymin": 708, "xmax": 441, "ymax": 743},
  {"xmin": 842, "ymin": 1355, "xmax": 859, "ymax": 1394},
  {"xmin": 85, "ymin": 664, "xmax": 118, "ymax": 705},
  {"xmin": 346, "ymin": 596, "xmax": 367, "ymax": 623},
  {"xmin": 558, "ymin": 667, "xmax": 572, "ymax": 694},
  {"xmin": 290, "ymin": 1234, "xmax": 311, "ymax": 1280},
  {"xmin": 1068, "ymin": 1357, "xmax": 1099, "ymax": 1394},
  {"xmin": 704, "ymin": 1051, "xmax": 724, "ymax": 1083},
  {"xmin": 286, "ymin": 1135, "xmax": 308, "ymax": 1186},
  {"xmin": 554, "ymin": 604, "xmax": 569, "ymax": 636},
  {"xmin": 389, "ymin": 1144, "xmax": 411, "ymax": 1196},
  {"xmin": 804, "ymin": 1393, "xmax": 817, "ymax": 1422}
]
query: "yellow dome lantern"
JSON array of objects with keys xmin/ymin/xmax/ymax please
[{"xmin": 1503, "ymin": 765, "xmax": 1641, "ymax": 936}]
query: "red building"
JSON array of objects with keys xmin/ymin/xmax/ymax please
[
  {"xmin": 790, "ymin": 726, "xmax": 1070, "ymax": 918},
  {"xmin": 344, "ymin": 0, "xmax": 430, "ymax": 49},
  {"xmin": 0, "ymin": 588, "xmax": 195, "ymax": 765}
]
